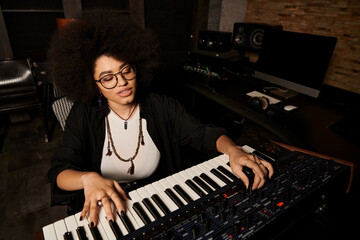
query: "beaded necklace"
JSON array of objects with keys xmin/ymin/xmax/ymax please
[{"xmin": 105, "ymin": 107, "xmax": 145, "ymax": 175}]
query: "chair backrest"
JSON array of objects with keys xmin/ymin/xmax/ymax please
[
  {"xmin": 0, "ymin": 58, "xmax": 37, "ymax": 96},
  {"xmin": 52, "ymin": 97, "xmax": 73, "ymax": 130},
  {"xmin": 0, "ymin": 58, "xmax": 40, "ymax": 112}
]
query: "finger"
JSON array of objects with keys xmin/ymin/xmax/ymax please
[
  {"xmin": 89, "ymin": 199, "xmax": 99, "ymax": 226},
  {"xmin": 110, "ymin": 193, "xmax": 126, "ymax": 215},
  {"xmin": 114, "ymin": 181, "xmax": 129, "ymax": 201},
  {"xmin": 101, "ymin": 197, "xmax": 114, "ymax": 222},
  {"xmin": 261, "ymin": 160, "xmax": 274, "ymax": 179},
  {"xmin": 79, "ymin": 201, "xmax": 90, "ymax": 222},
  {"xmin": 231, "ymin": 164, "xmax": 250, "ymax": 189},
  {"xmin": 246, "ymin": 160, "xmax": 266, "ymax": 189}
]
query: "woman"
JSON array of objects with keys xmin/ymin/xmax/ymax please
[{"xmin": 47, "ymin": 10, "xmax": 273, "ymax": 227}]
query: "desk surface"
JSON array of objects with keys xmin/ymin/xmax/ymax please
[{"xmin": 179, "ymin": 78, "xmax": 359, "ymax": 175}]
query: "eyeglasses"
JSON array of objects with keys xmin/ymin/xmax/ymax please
[{"xmin": 94, "ymin": 65, "xmax": 136, "ymax": 89}]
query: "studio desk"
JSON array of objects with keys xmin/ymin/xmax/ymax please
[
  {"xmin": 39, "ymin": 139, "xmax": 353, "ymax": 240},
  {"xmin": 178, "ymin": 79, "xmax": 359, "ymax": 176}
]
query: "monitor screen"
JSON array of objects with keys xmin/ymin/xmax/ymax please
[{"xmin": 254, "ymin": 29, "xmax": 337, "ymax": 98}]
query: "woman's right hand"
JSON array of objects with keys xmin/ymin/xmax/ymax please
[{"xmin": 79, "ymin": 172, "xmax": 128, "ymax": 226}]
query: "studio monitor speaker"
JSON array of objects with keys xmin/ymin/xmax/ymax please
[
  {"xmin": 232, "ymin": 23, "xmax": 282, "ymax": 51},
  {"xmin": 198, "ymin": 31, "xmax": 232, "ymax": 53}
]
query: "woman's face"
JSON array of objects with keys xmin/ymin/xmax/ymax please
[{"xmin": 94, "ymin": 55, "xmax": 137, "ymax": 107}]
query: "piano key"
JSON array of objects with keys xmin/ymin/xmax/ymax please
[
  {"xmin": 53, "ymin": 219, "xmax": 69, "ymax": 240},
  {"xmin": 64, "ymin": 215, "xmax": 80, "ymax": 240},
  {"xmin": 185, "ymin": 179, "xmax": 206, "ymax": 197},
  {"xmin": 42, "ymin": 224, "xmax": 58, "ymax": 240},
  {"xmin": 197, "ymin": 162, "xmax": 226, "ymax": 187},
  {"xmin": 133, "ymin": 202, "xmax": 151, "ymax": 225},
  {"xmin": 182, "ymin": 169, "xmax": 208, "ymax": 194},
  {"xmin": 210, "ymin": 168, "xmax": 232, "ymax": 184},
  {"xmin": 108, "ymin": 220, "xmax": 123, "ymax": 239},
  {"xmin": 200, "ymin": 173, "xmax": 221, "ymax": 189},
  {"xmin": 125, "ymin": 200, "xmax": 145, "ymax": 228},
  {"xmin": 164, "ymin": 188, "xmax": 185, "ymax": 208},
  {"xmin": 159, "ymin": 178, "xmax": 187, "ymax": 206},
  {"xmin": 143, "ymin": 198, "xmax": 162, "ymax": 219},
  {"xmin": 64, "ymin": 232, "xmax": 74, "ymax": 240},
  {"xmin": 217, "ymin": 165, "xmax": 238, "ymax": 181},
  {"xmin": 193, "ymin": 176, "xmax": 213, "ymax": 194},
  {"xmin": 118, "ymin": 210, "xmax": 135, "ymax": 233},
  {"xmin": 173, "ymin": 184, "xmax": 193, "ymax": 203},
  {"xmin": 137, "ymin": 187, "xmax": 164, "ymax": 218},
  {"xmin": 151, "ymin": 181, "xmax": 179, "ymax": 211},
  {"xmin": 98, "ymin": 206, "xmax": 117, "ymax": 240},
  {"xmin": 75, "ymin": 212, "xmax": 95, "ymax": 240},
  {"xmin": 191, "ymin": 165, "xmax": 216, "ymax": 191},
  {"xmin": 76, "ymin": 226, "xmax": 88, "ymax": 240},
  {"xmin": 151, "ymin": 193, "xmax": 171, "ymax": 215},
  {"xmin": 172, "ymin": 173, "xmax": 200, "ymax": 201},
  {"xmin": 165, "ymin": 176, "xmax": 193, "ymax": 203},
  {"xmin": 129, "ymin": 190, "xmax": 155, "ymax": 222},
  {"xmin": 89, "ymin": 224, "xmax": 103, "ymax": 240}
]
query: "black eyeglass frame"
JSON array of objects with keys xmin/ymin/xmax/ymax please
[{"xmin": 94, "ymin": 65, "xmax": 136, "ymax": 89}]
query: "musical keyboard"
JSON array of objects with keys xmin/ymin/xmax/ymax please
[{"xmin": 43, "ymin": 144, "xmax": 351, "ymax": 240}]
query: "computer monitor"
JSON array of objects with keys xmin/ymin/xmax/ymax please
[{"xmin": 254, "ymin": 29, "xmax": 337, "ymax": 98}]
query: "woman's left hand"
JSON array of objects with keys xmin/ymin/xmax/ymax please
[{"xmin": 228, "ymin": 146, "xmax": 274, "ymax": 190}]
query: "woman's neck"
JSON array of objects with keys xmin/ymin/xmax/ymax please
[{"xmin": 108, "ymin": 101, "xmax": 138, "ymax": 120}]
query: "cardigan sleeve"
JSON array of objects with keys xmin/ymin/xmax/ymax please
[
  {"xmin": 47, "ymin": 103, "xmax": 87, "ymax": 206},
  {"xmin": 155, "ymin": 94, "xmax": 227, "ymax": 157}
]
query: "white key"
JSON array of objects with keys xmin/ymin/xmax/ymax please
[
  {"xmin": 114, "ymin": 210, "xmax": 129, "ymax": 236},
  {"xmin": 191, "ymin": 165, "xmax": 216, "ymax": 191},
  {"xmin": 144, "ymin": 184, "xmax": 175, "ymax": 214},
  {"xmin": 125, "ymin": 199, "xmax": 145, "ymax": 228},
  {"xmin": 122, "ymin": 201, "xmax": 140, "ymax": 231},
  {"xmin": 183, "ymin": 168, "xmax": 208, "ymax": 193},
  {"xmin": 172, "ymin": 172, "xmax": 200, "ymax": 200},
  {"xmin": 162, "ymin": 177, "xmax": 187, "ymax": 205},
  {"xmin": 207, "ymin": 158, "xmax": 233, "ymax": 182},
  {"xmin": 64, "ymin": 215, "xmax": 80, "ymax": 240},
  {"xmin": 53, "ymin": 219, "xmax": 68, "ymax": 240},
  {"xmin": 213, "ymin": 156, "xmax": 235, "ymax": 174},
  {"xmin": 152, "ymin": 181, "xmax": 179, "ymax": 211},
  {"xmin": 129, "ymin": 190, "xmax": 155, "ymax": 222},
  {"xmin": 137, "ymin": 187, "xmax": 165, "ymax": 217},
  {"xmin": 74, "ymin": 212, "xmax": 94, "ymax": 240},
  {"xmin": 42, "ymin": 224, "xmax": 57, "ymax": 240},
  {"xmin": 98, "ymin": 206, "xmax": 117, "ymax": 240},
  {"xmin": 198, "ymin": 161, "xmax": 226, "ymax": 187}
]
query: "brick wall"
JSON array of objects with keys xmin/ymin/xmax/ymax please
[{"xmin": 246, "ymin": 0, "xmax": 360, "ymax": 94}]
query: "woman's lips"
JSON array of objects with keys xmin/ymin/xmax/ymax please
[{"xmin": 117, "ymin": 88, "xmax": 132, "ymax": 97}]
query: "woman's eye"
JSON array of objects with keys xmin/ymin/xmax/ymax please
[{"xmin": 102, "ymin": 75, "xmax": 114, "ymax": 82}]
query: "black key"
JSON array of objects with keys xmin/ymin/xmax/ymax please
[
  {"xmin": 133, "ymin": 202, "xmax": 151, "ymax": 225},
  {"xmin": 217, "ymin": 166, "xmax": 238, "ymax": 181},
  {"xmin": 63, "ymin": 232, "xmax": 74, "ymax": 240},
  {"xmin": 173, "ymin": 184, "xmax": 193, "ymax": 203},
  {"xmin": 185, "ymin": 179, "xmax": 205, "ymax": 197},
  {"xmin": 109, "ymin": 219, "xmax": 123, "ymax": 239},
  {"xmin": 118, "ymin": 210, "xmax": 135, "ymax": 233},
  {"xmin": 151, "ymin": 194, "xmax": 171, "ymax": 215},
  {"xmin": 89, "ymin": 224, "xmax": 102, "ymax": 240},
  {"xmin": 165, "ymin": 188, "xmax": 185, "ymax": 208},
  {"xmin": 200, "ymin": 173, "xmax": 220, "ymax": 189},
  {"xmin": 193, "ymin": 176, "xmax": 213, "ymax": 193},
  {"xmin": 210, "ymin": 168, "xmax": 232, "ymax": 184},
  {"xmin": 143, "ymin": 198, "xmax": 162, "ymax": 220},
  {"xmin": 76, "ymin": 226, "xmax": 88, "ymax": 240}
]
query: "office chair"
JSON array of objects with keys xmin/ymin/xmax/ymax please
[
  {"xmin": 51, "ymin": 95, "xmax": 73, "ymax": 131},
  {"xmin": 0, "ymin": 58, "xmax": 49, "ymax": 146}
]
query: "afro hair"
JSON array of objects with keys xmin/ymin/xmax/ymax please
[{"xmin": 47, "ymin": 9, "xmax": 160, "ymax": 103}]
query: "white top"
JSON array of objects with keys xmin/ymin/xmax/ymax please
[{"xmin": 101, "ymin": 107, "xmax": 161, "ymax": 182}]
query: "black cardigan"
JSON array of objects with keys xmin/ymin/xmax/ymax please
[{"xmin": 47, "ymin": 93, "xmax": 226, "ymax": 211}]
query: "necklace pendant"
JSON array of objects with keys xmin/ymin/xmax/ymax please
[{"xmin": 124, "ymin": 121, "xmax": 128, "ymax": 130}]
